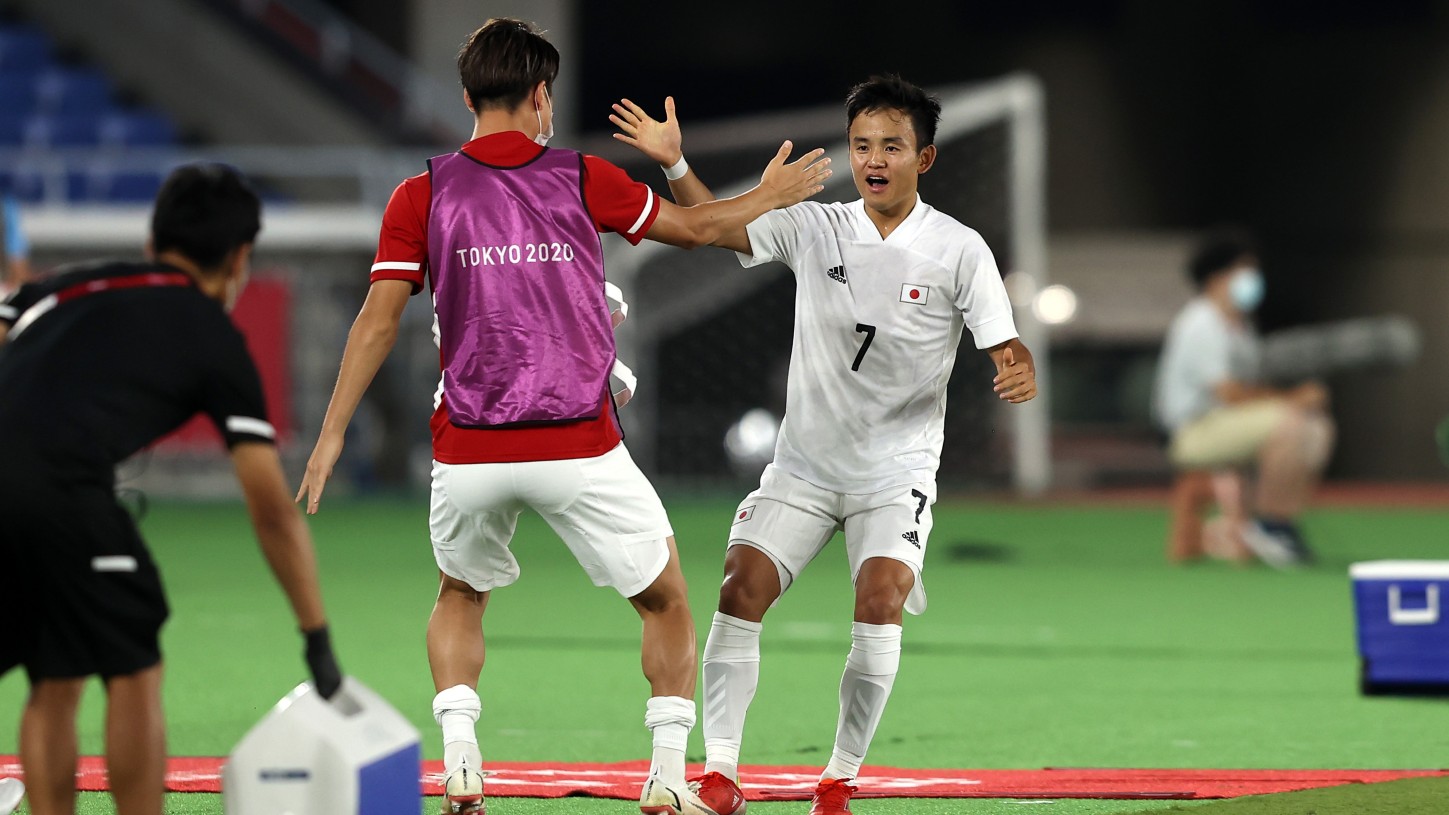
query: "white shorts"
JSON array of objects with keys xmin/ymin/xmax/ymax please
[
  {"xmin": 429, "ymin": 444, "xmax": 673, "ymax": 598},
  {"xmin": 727, "ymin": 464, "xmax": 933, "ymax": 615}
]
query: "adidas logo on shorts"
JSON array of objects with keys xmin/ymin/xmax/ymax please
[{"xmin": 901, "ymin": 531, "xmax": 920, "ymax": 548}]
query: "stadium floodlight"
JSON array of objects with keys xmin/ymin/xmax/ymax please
[{"xmin": 1033, "ymin": 284, "xmax": 1079, "ymax": 325}]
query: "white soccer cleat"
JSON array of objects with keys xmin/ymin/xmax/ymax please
[
  {"xmin": 441, "ymin": 759, "xmax": 485, "ymax": 814},
  {"xmin": 640, "ymin": 773, "xmax": 719, "ymax": 814},
  {"xmin": 0, "ymin": 778, "xmax": 24, "ymax": 815}
]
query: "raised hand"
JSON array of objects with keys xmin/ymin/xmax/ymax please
[
  {"xmin": 759, "ymin": 141, "xmax": 831, "ymax": 208},
  {"xmin": 611, "ymin": 97, "xmax": 683, "ymax": 166},
  {"xmin": 993, "ymin": 346, "xmax": 1038, "ymax": 403}
]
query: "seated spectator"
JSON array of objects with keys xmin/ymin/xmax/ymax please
[{"xmin": 1154, "ymin": 229, "xmax": 1335, "ymax": 567}]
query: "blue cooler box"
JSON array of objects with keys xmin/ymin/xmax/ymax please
[{"xmin": 1351, "ymin": 560, "xmax": 1449, "ymax": 695}]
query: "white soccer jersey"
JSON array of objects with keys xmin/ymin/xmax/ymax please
[{"xmin": 737, "ymin": 196, "xmax": 1018, "ymax": 493}]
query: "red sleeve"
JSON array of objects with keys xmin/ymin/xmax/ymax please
[
  {"xmin": 371, "ymin": 174, "xmax": 430, "ymax": 294},
  {"xmin": 582, "ymin": 156, "xmax": 660, "ymax": 246}
]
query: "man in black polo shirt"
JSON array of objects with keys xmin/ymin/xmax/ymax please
[{"xmin": 0, "ymin": 164, "xmax": 341, "ymax": 815}]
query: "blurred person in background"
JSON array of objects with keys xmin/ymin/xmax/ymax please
[
  {"xmin": 1154, "ymin": 229, "xmax": 1335, "ymax": 568},
  {"xmin": 294, "ymin": 17, "xmax": 829, "ymax": 815},
  {"xmin": 0, "ymin": 185, "xmax": 32, "ymax": 297}
]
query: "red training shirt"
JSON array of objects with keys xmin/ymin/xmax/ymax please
[{"xmin": 370, "ymin": 131, "xmax": 662, "ymax": 464}]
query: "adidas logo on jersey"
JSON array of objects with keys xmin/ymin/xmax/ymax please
[
  {"xmin": 827, "ymin": 265, "xmax": 848, "ymax": 284},
  {"xmin": 901, "ymin": 531, "xmax": 920, "ymax": 548}
]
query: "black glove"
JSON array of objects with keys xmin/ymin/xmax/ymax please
[{"xmin": 303, "ymin": 625, "xmax": 343, "ymax": 700}]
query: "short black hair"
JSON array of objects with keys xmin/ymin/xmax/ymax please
[
  {"xmin": 845, "ymin": 74, "xmax": 942, "ymax": 149},
  {"xmin": 151, "ymin": 163, "xmax": 261, "ymax": 271},
  {"xmin": 458, "ymin": 18, "xmax": 560, "ymax": 111},
  {"xmin": 1188, "ymin": 228, "xmax": 1257, "ymax": 289}
]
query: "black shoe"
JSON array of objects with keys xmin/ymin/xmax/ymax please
[{"xmin": 1245, "ymin": 518, "xmax": 1315, "ymax": 568}]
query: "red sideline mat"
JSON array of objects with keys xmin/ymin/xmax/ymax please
[{"xmin": 1, "ymin": 757, "xmax": 1444, "ymax": 800}]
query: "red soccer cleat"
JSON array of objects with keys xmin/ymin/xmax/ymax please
[
  {"xmin": 687, "ymin": 771, "xmax": 747, "ymax": 814},
  {"xmin": 808, "ymin": 778, "xmax": 857, "ymax": 814}
]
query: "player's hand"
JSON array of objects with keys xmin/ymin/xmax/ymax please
[
  {"xmin": 760, "ymin": 141, "xmax": 830, "ymax": 208},
  {"xmin": 303, "ymin": 625, "xmax": 343, "ymax": 700},
  {"xmin": 611, "ymin": 97, "xmax": 683, "ymax": 167},
  {"xmin": 994, "ymin": 346, "xmax": 1037, "ymax": 403},
  {"xmin": 295, "ymin": 432, "xmax": 344, "ymax": 515}
]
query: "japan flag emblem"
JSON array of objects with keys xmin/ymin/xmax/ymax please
[
  {"xmin": 734, "ymin": 505, "xmax": 756, "ymax": 524},
  {"xmin": 899, "ymin": 284, "xmax": 929, "ymax": 305}
]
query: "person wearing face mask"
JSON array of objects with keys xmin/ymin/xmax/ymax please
[
  {"xmin": 0, "ymin": 164, "xmax": 342, "ymax": 815},
  {"xmin": 294, "ymin": 17, "xmax": 830, "ymax": 815},
  {"xmin": 1154, "ymin": 229, "xmax": 1335, "ymax": 568}
]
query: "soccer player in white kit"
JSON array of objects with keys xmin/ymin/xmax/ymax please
[{"xmin": 613, "ymin": 75, "xmax": 1038, "ymax": 814}]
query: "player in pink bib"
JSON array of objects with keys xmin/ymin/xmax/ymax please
[{"xmin": 296, "ymin": 17, "xmax": 831, "ymax": 815}]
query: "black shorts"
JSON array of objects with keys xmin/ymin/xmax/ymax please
[{"xmin": 1, "ymin": 486, "xmax": 169, "ymax": 682}]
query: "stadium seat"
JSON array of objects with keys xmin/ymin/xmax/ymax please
[
  {"xmin": 35, "ymin": 68, "xmax": 112, "ymax": 115},
  {"xmin": 0, "ymin": 71, "xmax": 39, "ymax": 116},
  {"xmin": 24, "ymin": 113, "xmax": 105, "ymax": 148},
  {"xmin": 98, "ymin": 111, "xmax": 178, "ymax": 147},
  {"xmin": 0, "ymin": 26, "xmax": 184, "ymax": 202},
  {"xmin": 0, "ymin": 116, "xmax": 25, "ymax": 147},
  {"xmin": 0, "ymin": 27, "xmax": 51, "ymax": 72},
  {"xmin": 0, "ymin": 169, "xmax": 53, "ymax": 204},
  {"xmin": 94, "ymin": 171, "xmax": 164, "ymax": 203}
]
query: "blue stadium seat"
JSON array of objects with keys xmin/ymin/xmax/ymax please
[
  {"xmin": 0, "ymin": 117, "xmax": 26, "ymax": 147},
  {"xmin": 34, "ymin": 68, "xmax": 112, "ymax": 115},
  {"xmin": 72, "ymin": 170, "xmax": 164, "ymax": 203},
  {"xmin": 0, "ymin": 169, "xmax": 52, "ymax": 204},
  {"xmin": 99, "ymin": 111, "xmax": 177, "ymax": 147},
  {"xmin": 0, "ymin": 71, "xmax": 39, "ymax": 116},
  {"xmin": 0, "ymin": 27, "xmax": 51, "ymax": 72},
  {"xmin": 24, "ymin": 114, "xmax": 105, "ymax": 148},
  {"xmin": 97, "ymin": 171, "xmax": 164, "ymax": 203}
]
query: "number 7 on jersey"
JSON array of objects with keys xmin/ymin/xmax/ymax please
[{"xmin": 852, "ymin": 323, "xmax": 876, "ymax": 372}]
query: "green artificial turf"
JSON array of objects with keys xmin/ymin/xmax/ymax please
[{"xmin": 3, "ymin": 496, "xmax": 1448, "ymax": 814}]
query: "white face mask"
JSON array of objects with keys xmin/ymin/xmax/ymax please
[
  {"xmin": 1229, "ymin": 267, "xmax": 1265, "ymax": 312},
  {"xmin": 534, "ymin": 87, "xmax": 554, "ymax": 147}
]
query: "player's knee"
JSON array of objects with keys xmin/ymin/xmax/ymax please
[
  {"xmin": 718, "ymin": 563, "xmax": 779, "ymax": 620},
  {"xmin": 853, "ymin": 570, "xmax": 912, "ymax": 624},
  {"xmin": 631, "ymin": 567, "xmax": 690, "ymax": 616},
  {"xmin": 437, "ymin": 573, "xmax": 487, "ymax": 605},
  {"xmin": 854, "ymin": 590, "xmax": 908, "ymax": 625}
]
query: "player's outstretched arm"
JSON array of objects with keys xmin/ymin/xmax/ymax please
[
  {"xmin": 644, "ymin": 140, "xmax": 828, "ymax": 253},
  {"xmin": 233, "ymin": 441, "xmax": 342, "ymax": 698},
  {"xmin": 296, "ymin": 279, "xmax": 411, "ymax": 513},
  {"xmin": 990, "ymin": 339, "xmax": 1039, "ymax": 404},
  {"xmin": 610, "ymin": 96, "xmax": 717, "ymax": 207}
]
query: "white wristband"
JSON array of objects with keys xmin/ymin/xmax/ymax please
[{"xmin": 662, "ymin": 155, "xmax": 689, "ymax": 181}]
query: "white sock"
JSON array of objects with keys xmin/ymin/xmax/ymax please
[
  {"xmin": 702, "ymin": 612, "xmax": 763, "ymax": 779},
  {"xmin": 823, "ymin": 622, "xmax": 902, "ymax": 781},
  {"xmin": 645, "ymin": 695, "xmax": 696, "ymax": 787},
  {"xmin": 433, "ymin": 684, "xmax": 482, "ymax": 774}
]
